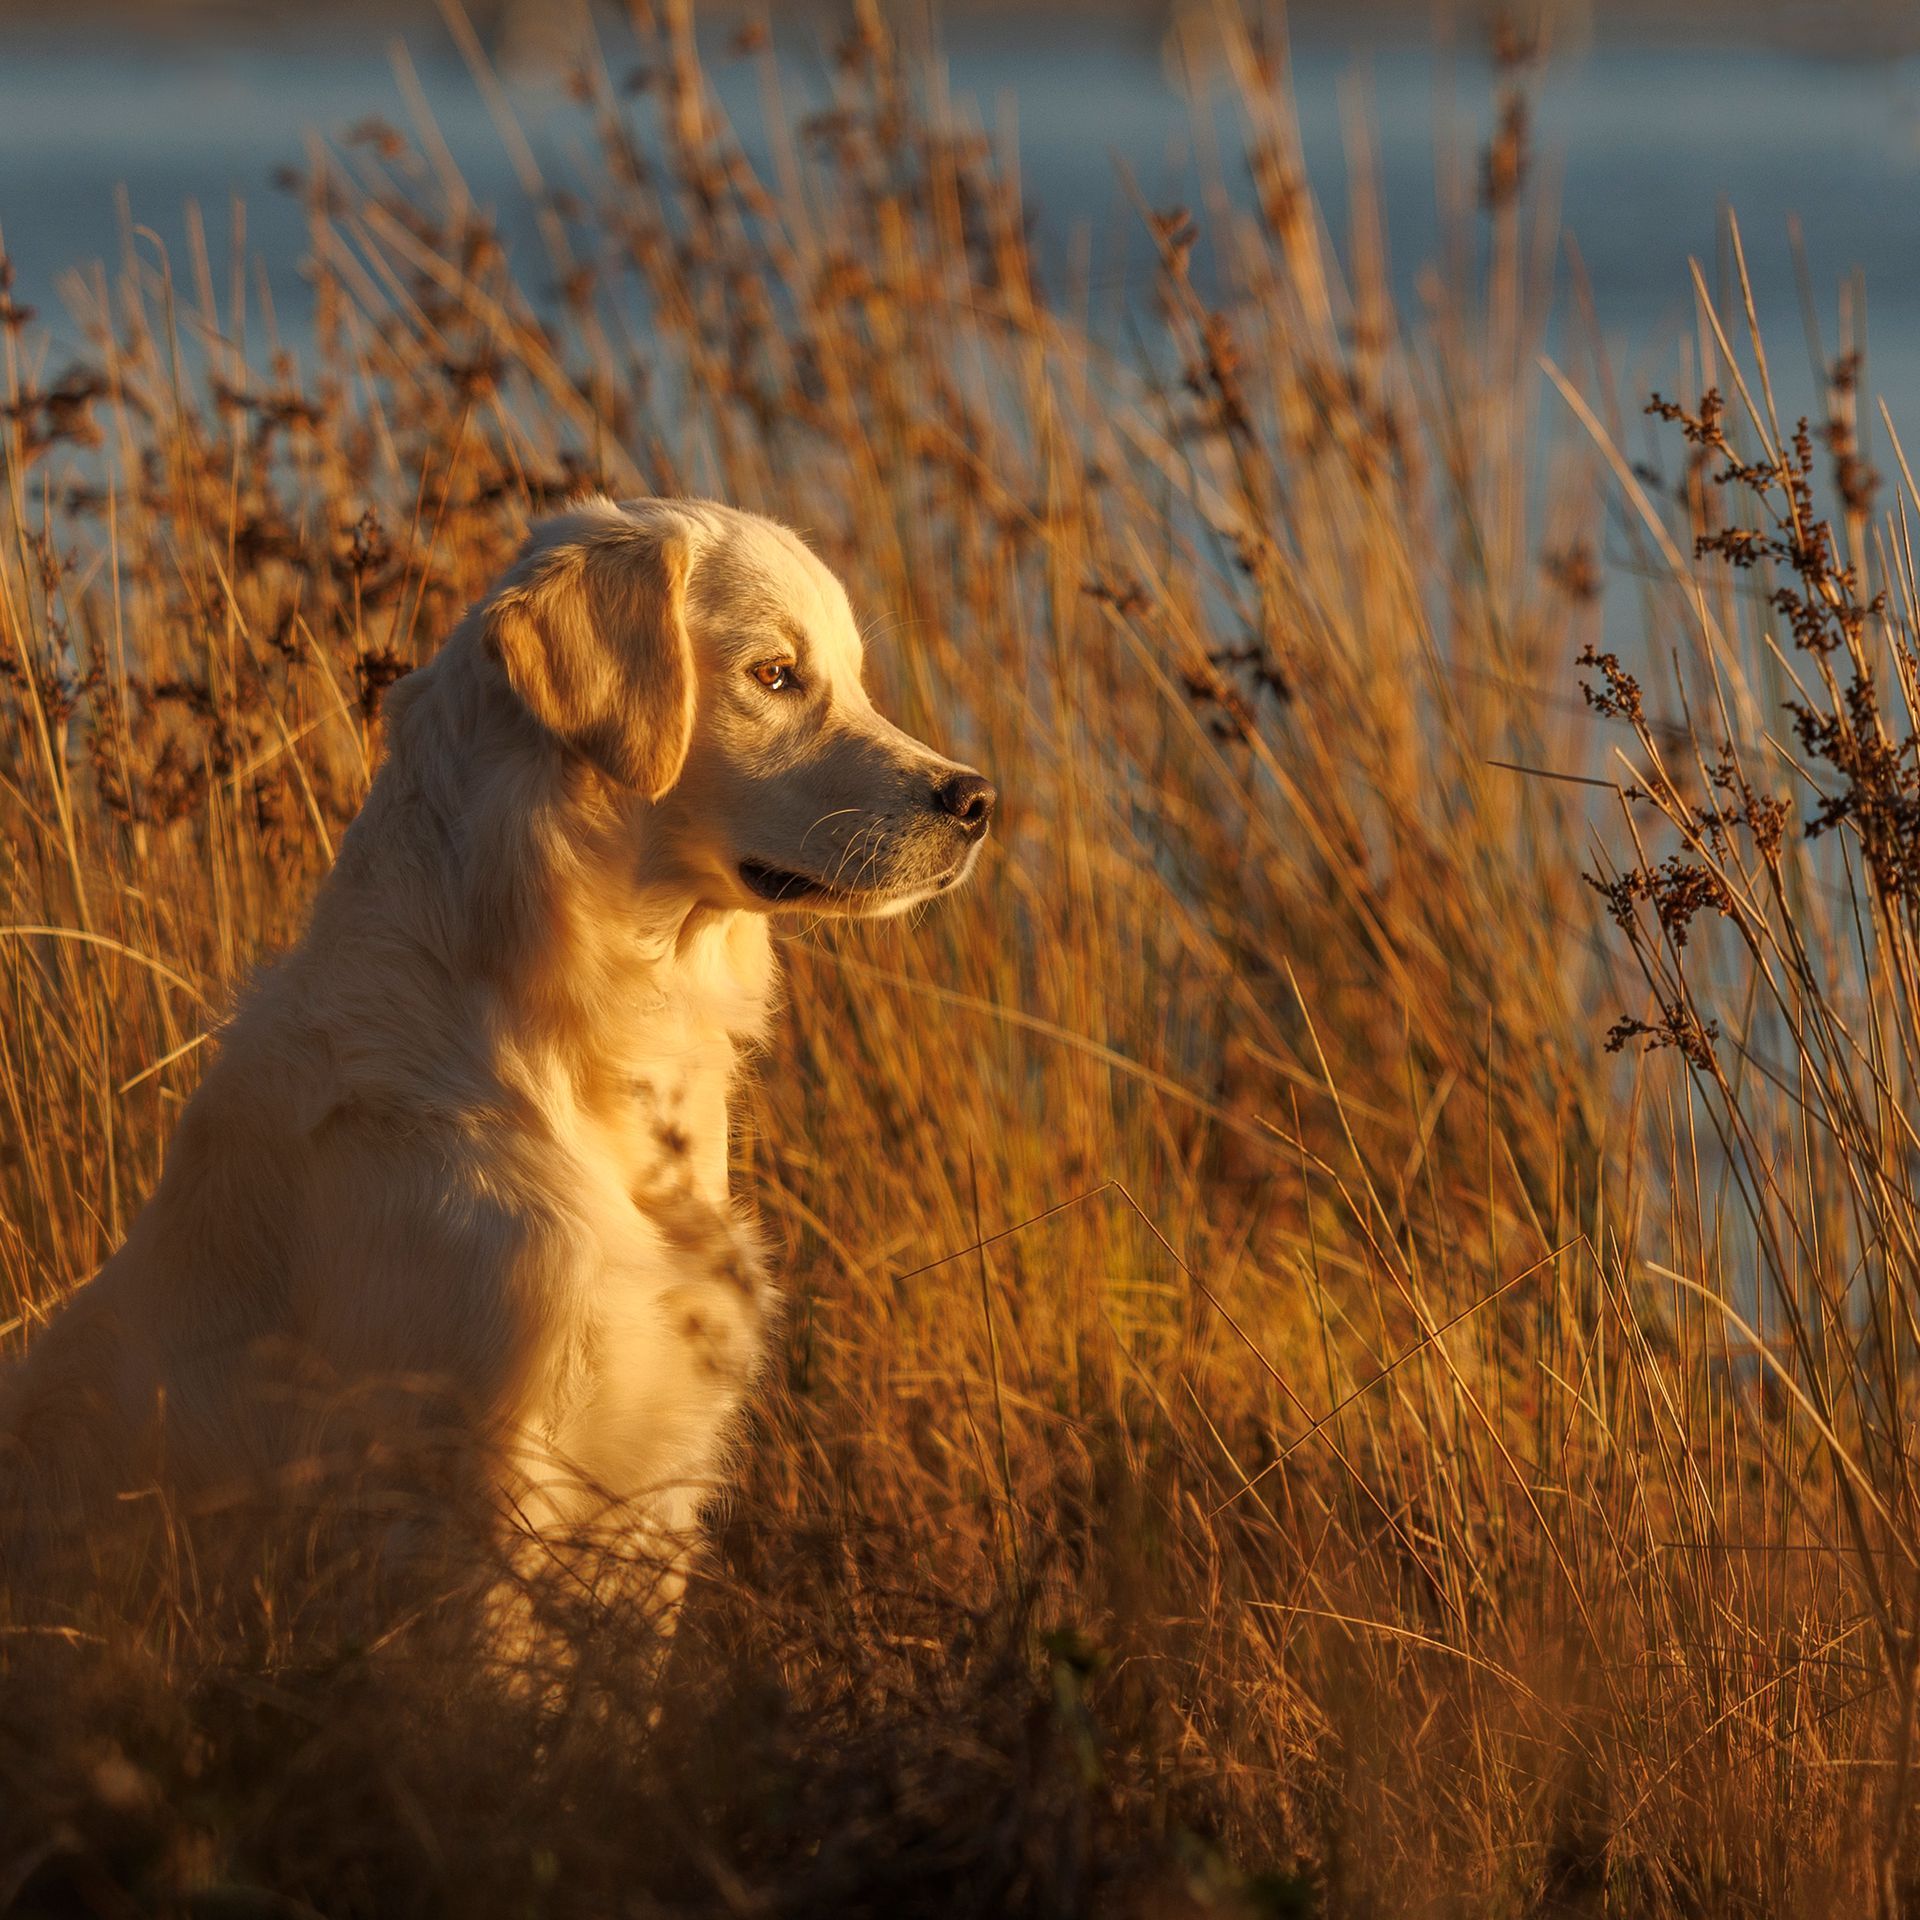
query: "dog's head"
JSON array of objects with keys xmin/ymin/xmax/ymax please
[{"xmin": 479, "ymin": 496, "xmax": 994, "ymax": 918}]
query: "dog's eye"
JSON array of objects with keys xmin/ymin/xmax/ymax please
[{"xmin": 750, "ymin": 661, "xmax": 800, "ymax": 693}]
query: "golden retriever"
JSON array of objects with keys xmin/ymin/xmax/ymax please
[{"xmin": 0, "ymin": 495, "xmax": 994, "ymax": 1625}]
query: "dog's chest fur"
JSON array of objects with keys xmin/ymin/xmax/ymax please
[{"xmin": 513, "ymin": 911, "xmax": 779, "ymax": 1519}]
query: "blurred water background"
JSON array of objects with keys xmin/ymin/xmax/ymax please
[{"xmin": 2, "ymin": 3, "xmax": 1918, "ymax": 454}]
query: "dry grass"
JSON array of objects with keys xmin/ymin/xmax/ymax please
[{"xmin": 0, "ymin": 4, "xmax": 1915, "ymax": 1913}]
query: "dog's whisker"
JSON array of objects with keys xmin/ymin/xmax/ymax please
[{"xmin": 798, "ymin": 806, "xmax": 862, "ymax": 856}]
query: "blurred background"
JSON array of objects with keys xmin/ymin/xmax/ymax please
[{"xmin": 3, "ymin": 1, "xmax": 1920, "ymax": 420}]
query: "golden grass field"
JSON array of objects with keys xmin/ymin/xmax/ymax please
[{"xmin": 3, "ymin": 4, "xmax": 1919, "ymax": 1913}]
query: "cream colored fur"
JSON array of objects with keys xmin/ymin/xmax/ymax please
[{"xmin": 0, "ymin": 496, "xmax": 993, "ymax": 1623}]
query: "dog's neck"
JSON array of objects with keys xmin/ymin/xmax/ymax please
[{"xmin": 298, "ymin": 630, "xmax": 775, "ymax": 1203}]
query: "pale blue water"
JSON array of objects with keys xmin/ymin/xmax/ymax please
[{"xmin": 0, "ymin": 21, "xmax": 1917, "ymax": 446}]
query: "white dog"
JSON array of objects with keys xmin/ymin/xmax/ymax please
[{"xmin": 0, "ymin": 496, "xmax": 994, "ymax": 1621}]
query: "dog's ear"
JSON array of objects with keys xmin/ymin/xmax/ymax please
[{"xmin": 483, "ymin": 508, "xmax": 696, "ymax": 800}]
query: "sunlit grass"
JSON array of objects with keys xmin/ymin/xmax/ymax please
[{"xmin": 0, "ymin": 5, "xmax": 1914, "ymax": 1913}]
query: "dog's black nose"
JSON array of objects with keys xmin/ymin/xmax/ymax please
[{"xmin": 933, "ymin": 771, "xmax": 997, "ymax": 835}]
